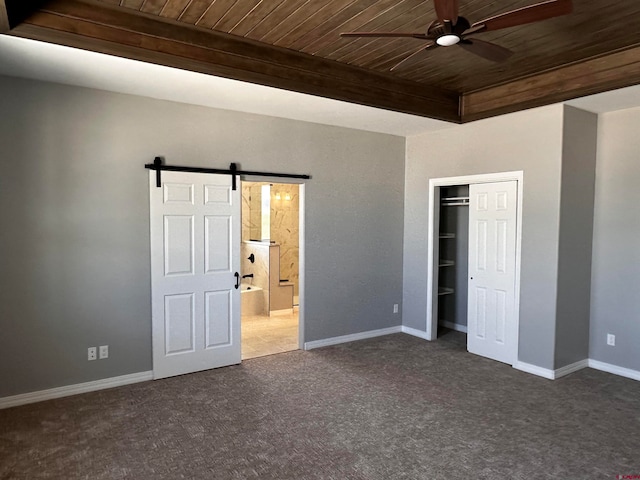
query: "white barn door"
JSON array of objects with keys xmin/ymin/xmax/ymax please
[
  {"xmin": 150, "ymin": 171, "xmax": 241, "ymax": 379},
  {"xmin": 467, "ymin": 181, "xmax": 517, "ymax": 365}
]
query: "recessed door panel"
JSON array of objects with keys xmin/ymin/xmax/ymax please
[
  {"xmin": 476, "ymin": 220, "xmax": 488, "ymax": 271},
  {"xmin": 204, "ymin": 185, "xmax": 232, "ymax": 206},
  {"xmin": 205, "ymin": 215, "xmax": 231, "ymax": 274},
  {"xmin": 164, "ymin": 215, "xmax": 194, "ymax": 276},
  {"xmin": 475, "ymin": 287, "xmax": 487, "ymax": 339},
  {"xmin": 496, "ymin": 220, "xmax": 507, "ymax": 274},
  {"xmin": 496, "ymin": 191, "xmax": 508, "ymax": 211},
  {"xmin": 164, "ymin": 293, "xmax": 195, "ymax": 355},
  {"xmin": 495, "ymin": 290, "xmax": 506, "ymax": 344},
  {"xmin": 476, "ymin": 193, "xmax": 488, "ymax": 211},
  {"xmin": 205, "ymin": 290, "xmax": 231, "ymax": 348},
  {"xmin": 164, "ymin": 183, "xmax": 194, "ymax": 205}
]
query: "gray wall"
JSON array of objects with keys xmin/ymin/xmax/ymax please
[
  {"xmin": 589, "ymin": 106, "xmax": 640, "ymax": 372},
  {"xmin": 554, "ymin": 106, "xmax": 598, "ymax": 368},
  {"xmin": 404, "ymin": 105, "xmax": 564, "ymax": 369},
  {"xmin": 0, "ymin": 75, "xmax": 405, "ymax": 397}
]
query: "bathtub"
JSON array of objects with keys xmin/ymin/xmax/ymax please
[{"xmin": 241, "ymin": 283, "xmax": 265, "ymax": 315}]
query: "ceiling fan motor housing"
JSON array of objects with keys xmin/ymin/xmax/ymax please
[{"xmin": 430, "ymin": 16, "xmax": 470, "ymax": 36}]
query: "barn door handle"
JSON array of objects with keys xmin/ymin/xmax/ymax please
[{"xmin": 234, "ymin": 272, "xmax": 240, "ymax": 289}]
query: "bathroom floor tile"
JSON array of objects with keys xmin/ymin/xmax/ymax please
[{"xmin": 241, "ymin": 311, "xmax": 299, "ymax": 360}]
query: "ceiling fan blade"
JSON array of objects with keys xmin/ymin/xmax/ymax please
[
  {"xmin": 471, "ymin": 0, "xmax": 572, "ymax": 32},
  {"xmin": 433, "ymin": 0, "xmax": 459, "ymax": 25},
  {"xmin": 390, "ymin": 43, "xmax": 437, "ymax": 71},
  {"xmin": 341, "ymin": 32, "xmax": 430, "ymax": 39},
  {"xmin": 459, "ymin": 39, "xmax": 514, "ymax": 62}
]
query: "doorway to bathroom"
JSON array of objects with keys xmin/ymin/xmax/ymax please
[{"xmin": 240, "ymin": 181, "xmax": 302, "ymax": 359}]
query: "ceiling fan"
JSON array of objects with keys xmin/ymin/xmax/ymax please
[{"xmin": 340, "ymin": 0, "xmax": 572, "ymax": 70}]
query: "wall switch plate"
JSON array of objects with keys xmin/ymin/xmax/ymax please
[
  {"xmin": 99, "ymin": 345, "xmax": 109, "ymax": 359},
  {"xmin": 393, "ymin": 304, "xmax": 399, "ymax": 314},
  {"xmin": 88, "ymin": 347, "xmax": 97, "ymax": 361},
  {"xmin": 607, "ymin": 334, "xmax": 615, "ymax": 346}
]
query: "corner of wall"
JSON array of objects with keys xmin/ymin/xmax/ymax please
[
  {"xmin": 588, "ymin": 106, "xmax": 640, "ymax": 373},
  {"xmin": 554, "ymin": 106, "xmax": 598, "ymax": 368}
]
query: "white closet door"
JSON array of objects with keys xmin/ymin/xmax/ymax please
[
  {"xmin": 150, "ymin": 171, "xmax": 241, "ymax": 379},
  {"xmin": 467, "ymin": 181, "xmax": 517, "ymax": 365}
]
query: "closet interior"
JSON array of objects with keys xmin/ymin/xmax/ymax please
[{"xmin": 437, "ymin": 185, "xmax": 470, "ymax": 335}]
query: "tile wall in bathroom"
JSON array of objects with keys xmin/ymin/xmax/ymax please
[
  {"xmin": 241, "ymin": 182, "xmax": 299, "ymax": 297},
  {"xmin": 270, "ymin": 184, "xmax": 299, "ymax": 296},
  {"xmin": 241, "ymin": 183, "xmax": 252, "ymax": 242}
]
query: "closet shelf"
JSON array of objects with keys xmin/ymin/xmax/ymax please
[
  {"xmin": 441, "ymin": 196, "xmax": 469, "ymax": 207},
  {"xmin": 439, "ymin": 233, "xmax": 456, "ymax": 239},
  {"xmin": 438, "ymin": 260, "xmax": 455, "ymax": 267},
  {"xmin": 438, "ymin": 287, "xmax": 455, "ymax": 296}
]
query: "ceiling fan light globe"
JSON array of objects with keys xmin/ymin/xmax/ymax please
[{"xmin": 436, "ymin": 34, "xmax": 461, "ymax": 46}]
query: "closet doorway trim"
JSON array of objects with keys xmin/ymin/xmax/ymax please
[{"xmin": 425, "ymin": 171, "xmax": 524, "ymax": 365}]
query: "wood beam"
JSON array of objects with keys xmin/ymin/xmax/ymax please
[
  {"xmin": 1, "ymin": 0, "xmax": 48, "ymax": 31},
  {"xmin": 0, "ymin": 1, "xmax": 9, "ymax": 33},
  {"xmin": 460, "ymin": 45, "xmax": 640, "ymax": 122},
  {"xmin": 11, "ymin": 0, "xmax": 460, "ymax": 123}
]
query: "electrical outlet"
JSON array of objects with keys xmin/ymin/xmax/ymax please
[
  {"xmin": 99, "ymin": 345, "xmax": 109, "ymax": 359},
  {"xmin": 607, "ymin": 334, "xmax": 615, "ymax": 346},
  {"xmin": 88, "ymin": 347, "xmax": 97, "ymax": 361},
  {"xmin": 393, "ymin": 304, "xmax": 399, "ymax": 314}
]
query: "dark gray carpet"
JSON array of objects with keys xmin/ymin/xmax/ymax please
[{"xmin": 1, "ymin": 332, "xmax": 640, "ymax": 479}]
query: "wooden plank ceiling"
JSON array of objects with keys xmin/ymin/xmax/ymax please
[{"xmin": 5, "ymin": 0, "xmax": 640, "ymax": 123}]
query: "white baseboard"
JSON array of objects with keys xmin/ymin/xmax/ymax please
[
  {"xmin": 513, "ymin": 361, "xmax": 555, "ymax": 380},
  {"xmin": 589, "ymin": 359, "xmax": 640, "ymax": 381},
  {"xmin": 554, "ymin": 359, "xmax": 589, "ymax": 379},
  {"xmin": 0, "ymin": 371, "xmax": 153, "ymax": 410},
  {"xmin": 514, "ymin": 358, "xmax": 640, "ymax": 381},
  {"xmin": 2, "ymin": 358, "xmax": 637, "ymax": 411},
  {"xmin": 401, "ymin": 326, "xmax": 431, "ymax": 340},
  {"xmin": 304, "ymin": 326, "xmax": 402, "ymax": 350},
  {"xmin": 439, "ymin": 321, "xmax": 468, "ymax": 333},
  {"xmin": 514, "ymin": 359, "xmax": 589, "ymax": 380}
]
